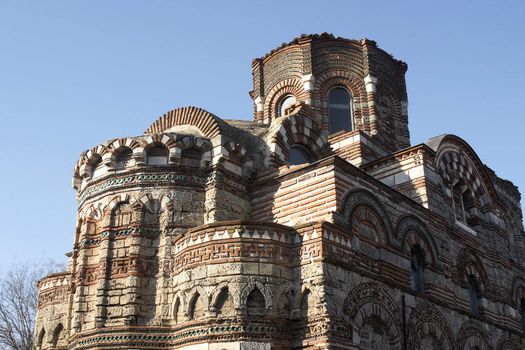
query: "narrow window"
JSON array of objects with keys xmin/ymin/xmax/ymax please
[
  {"xmin": 289, "ymin": 145, "xmax": 314, "ymax": 165},
  {"xmin": 411, "ymin": 244, "xmax": 425, "ymax": 293},
  {"xmin": 146, "ymin": 144, "xmax": 169, "ymax": 165},
  {"xmin": 467, "ymin": 274, "xmax": 480, "ymax": 316},
  {"xmin": 521, "ymin": 298, "xmax": 525, "ymax": 332},
  {"xmin": 452, "ymin": 183, "xmax": 467, "ymax": 224},
  {"xmin": 115, "ymin": 147, "xmax": 133, "ymax": 170},
  {"xmin": 188, "ymin": 292, "xmax": 206, "ymax": 319},
  {"xmin": 278, "ymin": 95, "xmax": 296, "ymax": 116},
  {"xmin": 328, "ymin": 87, "xmax": 352, "ymax": 134}
]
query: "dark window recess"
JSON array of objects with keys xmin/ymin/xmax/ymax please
[
  {"xmin": 289, "ymin": 145, "xmax": 314, "ymax": 165},
  {"xmin": 410, "ymin": 244, "xmax": 425, "ymax": 293},
  {"xmin": 328, "ymin": 87, "xmax": 352, "ymax": 134},
  {"xmin": 521, "ymin": 298, "xmax": 525, "ymax": 332},
  {"xmin": 115, "ymin": 148, "xmax": 133, "ymax": 170},
  {"xmin": 147, "ymin": 145, "xmax": 169, "ymax": 165},
  {"xmin": 180, "ymin": 148, "xmax": 202, "ymax": 167},
  {"xmin": 466, "ymin": 274, "xmax": 480, "ymax": 316}
]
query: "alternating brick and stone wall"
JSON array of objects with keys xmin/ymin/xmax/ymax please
[{"xmin": 35, "ymin": 34, "xmax": 525, "ymax": 350}]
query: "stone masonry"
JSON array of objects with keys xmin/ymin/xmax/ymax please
[{"xmin": 35, "ymin": 33, "xmax": 525, "ymax": 350}]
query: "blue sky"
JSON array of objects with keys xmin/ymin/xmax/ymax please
[{"xmin": 0, "ymin": 1, "xmax": 523, "ymax": 271}]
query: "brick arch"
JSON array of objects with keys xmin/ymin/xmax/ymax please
[
  {"xmin": 172, "ymin": 135, "xmax": 213, "ymax": 167},
  {"xmin": 343, "ymin": 282, "xmax": 403, "ymax": 349},
  {"xmin": 431, "ymin": 135, "xmax": 501, "ymax": 211},
  {"xmin": 407, "ymin": 303, "xmax": 455, "ymax": 350},
  {"xmin": 438, "ymin": 150, "xmax": 487, "ymax": 205},
  {"xmin": 142, "ymin": 133, "xmax": 178, "ymax": 150},
  {"xmin": 138, "ymin": 193, "xmax": 172, "ymax": 214},
  {"xmin": 145, "ymin": 106, "xmax": 226, "ymax": 138},
  {"xmin": 456, "ymin": 249, "xmax": 489, "ymax": 296},
  {"xmin": 457, "ymin": 321, "xmax": 492, "ymax": 350},
  {"xmin": 268, "ymin": 114, "xmax": 332, "ymax": 166},
  {"xmin": 263, "ymin": 78, "xmax": 306, "ymax": 123},
  {"xmin": 107, "ymin": 194, "xmax": 139, "ymax": 213},
  {"xmin": 496, "ymin": 335, "xmax": 521, "ymax": 350},
  {"xmin": 78, "ymin": 144, "xmax": 110, "ymax": 179},
  {"xmin": 335, "ymin": 189, "xmax": 394, "ymax": 245},
  {"xmin": 221, "ymin": 141, "xmax": 248, "ymax": 165},
  {"xmin": 240, "ymin": 281, "xmax": 273, "ymax": 310},
  {"xmin": 108, "ymin": 137, "xmax": 141, "ymax": 153},
  {"xmin": 171, "ymin": 291, "xmax": 185, "ymax": 323},
  {"xmin": 313, "ymin": 70, "xmax": 368, "ymax": 132},
  {"xmin": 396, "ymin": 215, "xmax": 438, "ymax": 267}
]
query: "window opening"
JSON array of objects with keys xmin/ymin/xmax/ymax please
[
  {"xmin": 278, "ymin": 95, "xmax": 296, "ymax": 117},
  {"xmin": 289, "ymin": 145, "xmax": 314, "ymax": 165},
  {"xmin": 452, "ymin": 182, "xmax": 467, "ymax": 224},
  {"xmin": 147, "ymin": 144, "xmax": 169, "ymax": 165},
  {"xmin": 410, "ymin": 244, "xmax": 425, "ymax": 293},
  {"xmin": 180, "ymin": 148, "xmax": 202, "ymax": 168},
  {"xmin": 328, "ymin": 87, "xmax": 352, "ymax": 134},
  {"xmin": 115, "ymin": 148, "xmax": 133, "ymax": 170},
  {"xmin": 466, "ymin": 274, "xmax": 480, "ymax": 316}
]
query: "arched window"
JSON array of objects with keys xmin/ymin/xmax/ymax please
[
  {"xmin": 410, "ymin": 244, "xmax": 425, "ymax": 293},
  {"xmin": 466, "ymin": 274, "xmax": 480, "ymax": 316},
  {"xmin": 214, "ymin": 287, "xmax": 234, "ymax": 317},
  {"xmin": 246, "ymin": 287, "xmax": 266, "ymax": 316},
  {"xmin": 146, "ymin": 144, "xmax": 169, "ymax": 165},
  {"xmin": 452, "ymin": 181, "xmax": 468, "ymax": 224},
  {"xmin": 289, "ymin": 145, "xmax": 314, "ymax": 165},
  {"xmin": 278, "ymin": 95, "xmax": 296, "ymax": 117},
  {"xmin": 328, "ymin": 87, "xmax": 352, "ymax": 134},
  {"xmin": 114, "ymin": 147, "xmax": 133, "ymax": 170},
  {"xmin": 180, "ymin": 148, "xmax": 202, "ymax": 168}
]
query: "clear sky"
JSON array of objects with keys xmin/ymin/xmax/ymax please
[{"xmin": 0, "ymin": 1, "xmax": 523, "ymax": 272}]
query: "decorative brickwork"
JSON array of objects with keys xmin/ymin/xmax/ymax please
[{"xmin": 35, "ymin": 34, "xmax": 525, "ymax": 350}]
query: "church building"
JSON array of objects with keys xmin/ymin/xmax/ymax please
[{"xmin": 35, "ymin": 33, "xmax": 525, "ymax": 350}]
